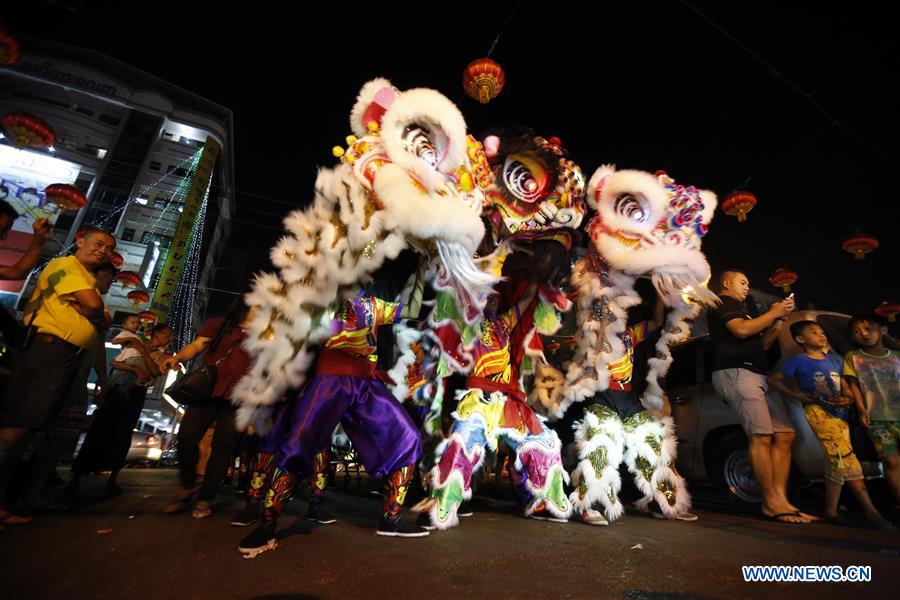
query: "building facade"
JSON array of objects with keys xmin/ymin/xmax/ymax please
[{"xmin": 1, "ymin": 36, "xmax": 235, "ymax": 432}]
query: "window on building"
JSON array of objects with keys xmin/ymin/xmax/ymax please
[
  {"xmin": 141, "ymin": 232, "xmax": 173, "ymax": 249},
  {"xmin": 135, "ymin": 196, "xmax": 149, "ymax": 206},
  {"xmin": 75, "ymin": 107, "xmax": 95, "ymax": 117},
  {"xmin": 11, "ymin": 90, "xmax": 70, "ymax": 109},
  {"xmin": 149, "ymin": 161, "xmax": 162, "ymax": 172},
  {"xmin": 122, "ymin": 228, "xmax": 136, "ymax": 242},
  {"xmin": 154, "ymin": 197, "xmax": 167, "ymax": 209},
  {"xmin": 98, "ymin": 114, "xmax": 121, "ymax": 126}
]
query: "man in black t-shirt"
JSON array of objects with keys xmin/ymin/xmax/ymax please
[{"xmin": 707, "ymin": 270, "xmax": 816, "ymax": 524}]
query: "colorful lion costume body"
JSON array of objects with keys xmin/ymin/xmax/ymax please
[
  {"xmin": 233, "ymin": 78, "xmax": 498, "ymax": 432},
  {"xmin": 423, "ymin": 132, "xmax": 588, "ymax": 529},
  {"xmin": 560, "ymin": 167, "xmax": 719, "ymax": 523}
]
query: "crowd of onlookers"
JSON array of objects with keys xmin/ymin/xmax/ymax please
[
  {"xmin": 708, "ymin": 270, "xmax": 899, "ymax": 529},
  {"xmin": 0, "ymin": 199, "xmax": 897, "ymax": 534},
  {"xmin": 0, "ymin": 200, "xmax": 252, "ymax": 530}
]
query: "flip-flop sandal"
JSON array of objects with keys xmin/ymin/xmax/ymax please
[
  {"xmin": 764, "ymin": 511, "xmax": 811, "ymax": 524},
  {"xmin": 192, "ymin": 501, "xmax": 212, "ymax": 519},
  {"xmin": 796, "ymin": 511, "xmax": 822, "ymax": 522},
  {"xmin": 1, "ymin": 512, "xmax": 33, "ymax": 526}
]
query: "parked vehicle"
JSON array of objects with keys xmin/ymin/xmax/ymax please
[
  {"xmin": 127, "ymin": 430, "xmax": 163, "ymax": 465},
  {"xmin": 159, "ymin": 443, "xmax": 178, "ymax": 467},
  {"xmin": 666, "ymin": 310, "xmax": 886, "ymax": 505}
]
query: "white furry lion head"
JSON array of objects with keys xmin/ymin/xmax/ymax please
[{"xmin": 586, "ymin": 166, "xmax": 716, "ymax": 285}]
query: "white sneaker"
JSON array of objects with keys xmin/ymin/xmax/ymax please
[
  {"xmin": 580, "ymin": 508, "xmax": 609, "ymax": 526},
  {"xmin": 650, "ymin": 509, "xmax": 699, "ymax": 522}
]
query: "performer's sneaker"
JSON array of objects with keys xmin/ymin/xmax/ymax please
[
  {"xmin": 230, "ymin": 503, "xmax": 260, "ymax": 527},
  {"xmin": 415, "ymin": 510, "xmax": 436, "ymax": 530},
  {"xmin": 457, "ymin": 501, "xmax": 474, "ymax": 517},
  {"xmin": 527, "ymin": 500, "xmax": 568, "ymax": 523},
  {"xmin": 650, "ymin": 510, "xmax": 699, "ymax": 522},
  {"xmin": 646, "ymin": 502, "xmax": 699, "ymax": 522},
  {"xmin": 377, "ymin": 514, "xmax": 430, "ymax": 537},
  {"xmin": 580, "ymin": 508, "xmax": 609, "ymax": 526},
  {"xmin": 238, "ymin": 524, "xmax": 278, "ymax": 559},
  {"xmin": 307, "ymin": 502, "xmax": 337, "ymax": 524}
]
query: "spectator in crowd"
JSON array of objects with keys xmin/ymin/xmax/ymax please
[
  {"xmin": 843, "ymin": 314, "xmax": 900, "ymax": 513},
  {"xmin": 15, "ymin": 262, "xmax": 117, "ymax": 512},
  {"xmin": 706, "ymin": 269, "xmax": 816, "ymax": 524},
  {"xmin": 0, "ymin": 200, "xmax": 53, "ymax": 281},
  {"xmin": 107, "ymin": 314, "xmax": 146, "ymax": 377},
  {"xmin": 162, "ymin": 298, "xmax": 253, "ymax": 519},
  {"xmin": 0, "ymin": 228, "xmax": 116, "ymax": 527},
  {"xmin": 769, "ymin": 320, "xmax": 893, "ymax": 529},
  {"xmin": 66, "ymin": 322, "xmax": 173, "ymax": 499}
]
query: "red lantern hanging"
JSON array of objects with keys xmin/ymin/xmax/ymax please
[
  {"xmin": 0, "ymin": 27, "xmax": 21, "ymax": 65},
  {"xmin": 127, "ymin": 289, "xmax": 150, "ymax": 307},
  {"xmin": 722, "ymin": 191, "xmax": 757, "ymax": 223},
  {"xmin": 115, "ymin": 270, "xmax": 141, "ymax": 288},
  {"xmin": 842, "ymin": 233, "xmax": 879, "ymax": 260},
  {"xmin": 43, "ymin": 184, "xmax": 87, "ymax": 211},
  {"xmin": 769, "ymin": 267, "xmax": 798, "ymax": 293},
  {"xmin": 110, "ymin": 251, "xmax": 124, "ymax": 269},
  {"xmin": 137, "ymin": 310, "xmax": 157, "ymax": 324},
  {"xmin": 875, "ymin": 301, "xmax": 900, "ymax": 323},
  {"xmin": 1, "ymin": 112, "xmax": 55, "ymax": 149},
  {"xmin": 462, "ymin": 58, "xmax": 505, "ymax": 104}
]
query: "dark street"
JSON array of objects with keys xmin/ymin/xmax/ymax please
[{"xmin": 2, "ymin": 468, "xmax": 897, "ymax": 600}]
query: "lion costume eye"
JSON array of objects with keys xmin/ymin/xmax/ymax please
[
  {"xmin": 614, "ymin": 193, "xmax": 649, "ymax": 223},
  {"xmin": 502, "ymin": 155, "xmax": 547, "ymax": 203},
  {"xmin": 401, "ymin": 124, "xmax": 438, "ymax": 168}
]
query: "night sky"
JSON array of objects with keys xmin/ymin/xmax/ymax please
[{"xmin": 4, "ymin": 1, "xmax": 899, "ymax": 324}]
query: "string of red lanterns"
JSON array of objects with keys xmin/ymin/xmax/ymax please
[
  {"xmin": 127, "ymin": 289, "xmax": 150, "ymax": 307},
  {"xmin": 137, "ymin": 310, "xmax": 157, "ymax": 325},
  {"xmin": 462, "ymin": 58, "xmax": 505, "ymax": 104},
  {"xmin": 43, "ymin": 184, "xmax": 88, "ymax": 211},
  {"xmin": 1, "ymin": 112, "xmax": 55, "ymax": 149},
  {"xmin": 721, "ymin": 191, "xmax": 757, "ymax": 223},
  {"xmin": 875, "ymin": 301, "xmax": 900, "ymax": 323},
  {"xmin": 842, "ymin": 233, "xmax": 879, "ymax": 260},
  {"xmin": 0, "ymin": 27, "xmax": 20, "ymax": 65},
  {"xmin": 115, "ymin": 270, "xmax": 141, "ymax": 288},
  {"xmin": 768, "ymin": 267, "xmax": 798, "ymax": 293}
]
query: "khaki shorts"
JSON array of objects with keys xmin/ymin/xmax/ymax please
[{"xmin": 712, "ymin": 368, "xmax": 794, "ymax": 436}]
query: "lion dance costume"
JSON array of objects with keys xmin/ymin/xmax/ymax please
[
  {"xmin": 422, "ymin": 132, "xmax": 587, "ymax": 529},
  {"xmin": 557, "ymin": 167, "xmax": 719, "ymax": 524},
  {"xmin": 233, "ymin": 78, "xmax": 499, "ymax": 556}
]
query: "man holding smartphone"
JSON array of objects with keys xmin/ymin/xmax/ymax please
[{"xmin": 706, "ymin": 270, "xmax": 816, "ymax": 524}]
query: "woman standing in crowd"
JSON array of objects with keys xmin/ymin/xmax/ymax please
[
  {"xmin": 66, "ymin": 322, "xmax": 173, "ymax": 498},
  {"xmin": 162, "ymin": 298, "xmax": 253, "ymax": 519}
]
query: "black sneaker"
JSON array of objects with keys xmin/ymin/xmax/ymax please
[
  {"xmin": 458, "ymin": 501, "xmax": 474, "ymax": 517},
  {"xmin": 415, "ymin": 510, "xmax": 436, "ymax": 530},
  {"xmin": 238, "ymin": 524, "xmax": 277, "ymax": 558},
  {"xmin": 376, "ymin": 514, "xmax": 429, "ymax": 537},
  {"xmin": 307, "ymin": 501, "xmax": 337, "ymax": 524},
  {"xmin": 230, "ymin": 503, "xmax": 260, "ymax": 527}
]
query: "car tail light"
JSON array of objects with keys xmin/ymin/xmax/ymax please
[{"xmin": 147, "ymin": 435, "xmax": 159, "ymax": 446}]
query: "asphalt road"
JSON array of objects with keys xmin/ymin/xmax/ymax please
[{"xmin": 1, "ymin": 468, "xmax": 898, "ymax": 600}]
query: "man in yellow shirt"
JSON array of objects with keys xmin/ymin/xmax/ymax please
[{"xmin": 0, "ymin": 228, "xmax": 115, "ymax": 526}]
